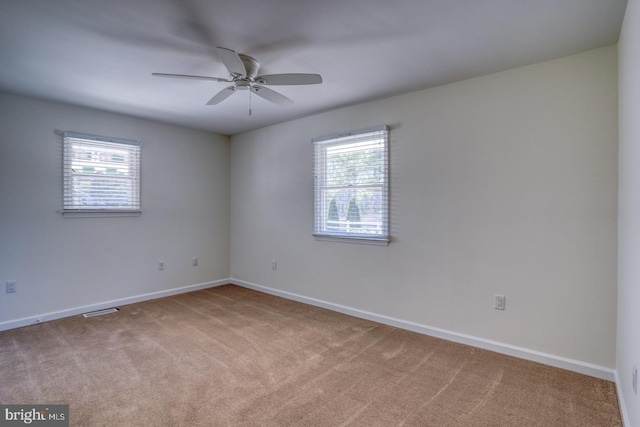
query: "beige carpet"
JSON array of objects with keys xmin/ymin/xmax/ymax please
[{"xmin": 0, "ymin": 285, "xmax": 621, "ymax": 426}]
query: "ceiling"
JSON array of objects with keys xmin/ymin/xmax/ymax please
[{"xmin": 0, "ymin": 0, "xmax": 628, "ymax": 136}]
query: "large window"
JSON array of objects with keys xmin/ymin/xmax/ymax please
[
  {"xmin": 62, "ymin": 132, "xmax": 141, "ymax": 216},
  {"xmin": 313, "ymin": 125, "xmax": 389, "ymax": 244}
]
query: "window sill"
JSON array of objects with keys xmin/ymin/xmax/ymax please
[
  {"xmin": 313, "ymin": 234, "xmax": 390, "ymax": 246},
  {"xmin": 62, "ymin": 211, "xmax": 141, "ymax": 218}
]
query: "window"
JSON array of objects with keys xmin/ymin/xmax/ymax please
[
  {"xmin": 63, "ymin": 132, "xmax": 141, "ymax": 217},
  {"xmin": 313, "ymin": 125, "xmax": 389, "ymax": 244}
]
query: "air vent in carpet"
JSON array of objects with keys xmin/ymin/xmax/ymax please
[{"xmin": 83, "ymin": 308, "xmax": 119, "ymax": 318}]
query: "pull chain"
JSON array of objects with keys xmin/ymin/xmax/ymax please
[{"xmin": 249, "ymin": 88, "xmax": 252, "ymax": 116}]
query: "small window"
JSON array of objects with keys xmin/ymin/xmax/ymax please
[
  {"xmin": 62, "ymin": 132, "xmax": 141, "ymax": 217},
  {"xmin": 313, "ymin": 125, "xmax": 389, "ymax": 245}
]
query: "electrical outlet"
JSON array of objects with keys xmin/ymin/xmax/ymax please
[
  {"xmin": 158, "ymin": 261, "xmax": 165, "ymax": 271},
  {"xmin": 494, "ymin": 294, "xmax": 505, "ymax": 310},
  {"xmin": 192, "ymin": 257, "xmax": 198, "ymax": 267},
  {"xmin": 6, "ymin": 281, "xmax": 16, "ymax": 293},
  {"xmin": 633, "ymin": 365, "xmax": 637, "ymax": 395},
  {"xmin": 271, "ymin": 259, "xmax": 277, "ymax": 271}
]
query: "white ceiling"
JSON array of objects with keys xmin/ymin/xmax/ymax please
[{"xmin": 0, "ymin": 0, "xmax": 628, "ymax": 136}]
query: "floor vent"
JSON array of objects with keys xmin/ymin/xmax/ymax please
[{"xmin": 83, "ymin": 308, "xmax": 119, "ymax": 318}]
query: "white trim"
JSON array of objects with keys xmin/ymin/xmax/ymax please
[
  {"xmin": 312, "ymin": 124, "xmax": 389, "ymax": 143},
  {"xmin": 615, "ymin": 370, "xmax": 631, "ymax": 427},
  {"xmin": 0, "ymin": 276, "xmax": 619, "ymax": 385},
  {"xmin": 62, "ymin": 211, "xmax": 142, "ymax": 218},
  {"xmin": 313, "ymin": 234, "xmax": 390, "ymax": 246},
  {"xmin": 230, "ymin": 278, "xmax": 616, "ymax": 382},
  {"xmin": 0, "ymin": 279, "xmax": 228, "ymax": 332},
  {"xmin": 63, "ymin": 131, "xmax": 140, "ymax": 147}
]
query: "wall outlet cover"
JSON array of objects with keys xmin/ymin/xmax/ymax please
[{"xmin": 6, "ymin": 281, "xmax": 16, "ymax": 293}]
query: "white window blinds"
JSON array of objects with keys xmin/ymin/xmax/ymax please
[
  {"xmin": 313, "ymin": 125, "xmax": 389, "ymax": 244},
  {"xmin": 63, "ymin": 132, "xmax": 141, "ymax": 215}
]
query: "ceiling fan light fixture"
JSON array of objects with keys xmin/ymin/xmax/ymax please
[{"xmin": 235, "ymin": 80, "xmax": 250, "ymax": 90}]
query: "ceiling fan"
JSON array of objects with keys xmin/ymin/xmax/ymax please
[{"xmin": 152, "ymin": 47, "xmax": 322, "ymax": 107}]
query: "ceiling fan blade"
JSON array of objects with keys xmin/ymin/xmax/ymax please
[
  {"xmin": 251, "ymin": 85, "xmax": 293, "ymax": 106},
  {"xmin": 255, "ymin": 73, "xmax": 323, "ymax": 85},
  {"xmin": 206, "ymin": 86, "xmax": 236, "ymax": 105},
  {"xmin": 152, "ymin": 73, "xmax": 229, "ymax": 82},
  {"xmin": 216, "ymin": 47, "xmax": 246, "ymax": 77}
]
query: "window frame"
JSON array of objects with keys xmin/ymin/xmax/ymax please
[
  {"xmin": 62, "ymin": 132, "xmax": 141, "ymax": 218},
  {"xmin": 312, "ymin": 125, "xmax": 390, "ymax": 245}
]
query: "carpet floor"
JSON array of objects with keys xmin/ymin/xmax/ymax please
[{"xmin": 0, "ymin": 285, "xmax": 622, "ymax": 426}]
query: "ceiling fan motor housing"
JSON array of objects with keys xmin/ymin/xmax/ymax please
[{"xmin": 238, "ymin": 54, "xmax": 260, "ymax": 79}]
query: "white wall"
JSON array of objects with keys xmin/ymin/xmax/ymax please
[
  {"xmin": 0, "ymin": 42, "xmax": 620, "ymax": 386},
  {"xmin": 0, "ymin": 93, "xmax": 230, "ymax": 326},
  {"xmin": 618, "ymin": 0, "xmax": 640, "ymax": 423},
  {"xmin": 230, "ymin": 46, "xmax": 618, "ymax": 369}
]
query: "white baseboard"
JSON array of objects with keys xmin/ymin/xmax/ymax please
[
  {"xmin": 615, "ymin": 370, "xmax": 631, "ymax": 427},
  {"xmin": 1, "ymin": 277, "xmax": 624, "ymax": 418},
  {"xmin": 230, "ymin": 278, "xmax": 616, "ymax": 382},
  {"xmin": 0, "ymin": 277, "xmax": 619, "ymax": 384},
  {"xmin": 0, "ymin": 279, "xmax": 229, "ymax": 332}
]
